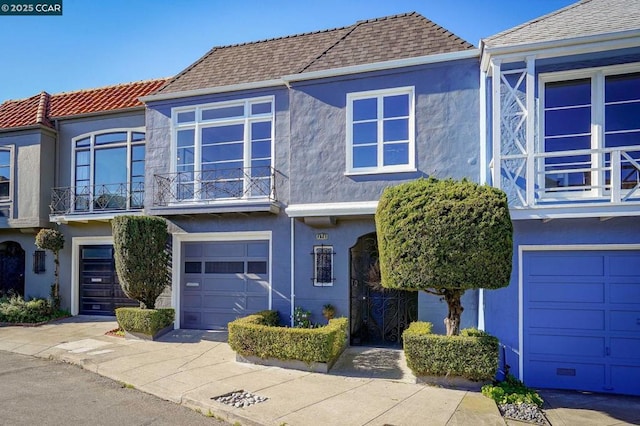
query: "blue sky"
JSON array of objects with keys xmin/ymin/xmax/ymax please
[{"xmin": 0, "ymin": 0, "xmax": 575, "ymax": 103}]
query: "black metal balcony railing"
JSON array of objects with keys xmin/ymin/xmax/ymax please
[
  {"xmin": 50, "ymin": 182, "xmax": 144, "ymax": 215},
  {"xmin": 153, "ymin": 166, "xmax": 278, "ymax": 207}
]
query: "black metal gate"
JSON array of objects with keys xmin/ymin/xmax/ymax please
[
  {"xmin": 349, "ymin": 233, "xmax": 417, "ymax": 347},
  {"xmin": 0, "ymin": 241, "xmax": 25, "ymax": 296}
]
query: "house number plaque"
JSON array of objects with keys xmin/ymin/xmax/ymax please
[{"xmin": 316, "ymin": 233, "xmax": 328, "ymax": 240}]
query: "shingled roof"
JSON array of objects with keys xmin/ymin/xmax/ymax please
[
  {"xmin": 157, "ymin": 12, "xmax": 474, "ymax": 95},
  {"xmin": 484, "ymin": 0, "xmax": 640, "ymax": 48},
  {"xmin": 0, "ymin": 78, "xmax": 169, "ymax": 131}
]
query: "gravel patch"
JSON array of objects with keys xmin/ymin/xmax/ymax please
[
  {"xmin": 499, "ymin": 403, "xmax": 548, "ymax": 424},
  {"xmin": 212, "ymin": 390, "xmax": 267, "ymax": 408}
]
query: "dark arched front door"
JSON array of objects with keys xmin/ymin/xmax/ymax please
[
  {"xmin": 0, "ymin": 241, "xmax": 25, "ymax": 296},
  {"xmin": 349, "ymin": 232, "xmax": 417, "ymax": 347}
]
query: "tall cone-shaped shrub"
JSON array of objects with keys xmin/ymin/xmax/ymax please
[
  {"xmin": 111, "ymin": 216, "xmax": 170, "ymax": 309},
  {"xmin": 35, "ymin": 228, "xmax": 64, "ymax": 309},
  {"xmin": 376, "ymin": 178, "xmax": 513, "ymax": 336}
]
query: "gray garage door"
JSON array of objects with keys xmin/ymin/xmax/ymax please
[
  {"xmin": 79, "ymin": 245, "xmax": 138, "ymax": 315},
  {"xmin": 181, "ymin": 241, "xmax": 269, "ymax": 329}
]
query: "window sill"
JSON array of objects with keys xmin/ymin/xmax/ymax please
[{"xmin": 344, "ymin": 167, "xmax": 417, "ymax": 177}]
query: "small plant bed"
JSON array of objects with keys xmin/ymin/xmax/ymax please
[
  {"xmin": 482, "ymin": 375, "xmax": 548, "ymax": 425},
  {"xmin": 115, "ymin": 307, "xmax": 174, "ymax": 341},
  {"xmin": 403, "ymin": 322, "xmax": 499, "ymax": 387},
  {"xmin": 105, "ymin": 327, "xmax": 125, "ymax": 338},
  {"xmin": 0, "ymin": 295, "xmax": 70, "ymax": 326},
  {"xmin": 228, "ymin": 309, "xmax": 348, "ymax": 373}
]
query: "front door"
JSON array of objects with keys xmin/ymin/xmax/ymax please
[
  {"xmin": 349, "ymin": 233, "xmax": 417, "ymax": 347},
  {"xmin": 0, "ymin": 241, "xmax": 25, "ymax": 296}
]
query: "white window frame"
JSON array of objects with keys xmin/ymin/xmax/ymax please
[
  {"xmin": 538, "ymin": 62, "xmax": 640, "ymax": 200},
  {"xmin": 0, "ymin": 145, "xmax": 14, "ymax": 219},
  {"xmin": 170, "ymin": 96, "xmax": 275, "ymax": 202},
  {"xmin": 346, "ymin": 86, "xmax": 416, "ymax": 175},
  {"xmin": 313, "ymin": 245, "xmax": 334, "ymax": 287},
  {"xmin": 70, "ymin": 128, "xmax": 146, "ymax": 213}
]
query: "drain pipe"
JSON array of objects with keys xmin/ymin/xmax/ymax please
[{"xmin": 290, "ymin": 217, "xmax": 295, "ymax": 327}]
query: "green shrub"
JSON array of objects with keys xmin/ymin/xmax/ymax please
[
  {"xmin": 482, "ymin": 375, "xmax": 544, "ymax": 408},
  {"xmin": 0, "ymin": 295, "xmax": 68, "ymax": 323},
  {"xmin": 376, "ymin": 178, "xmax": 513, "ymax": 335},
  {"xmin": 112, "ymin": 216, "xmax": 171, "ymax": 309},
  {"xmin": 254, "ymin": 309, "xmax": 280, "ymax": 326},
  {"xmin": 115, "ymin": 307, "xmax": 174, "ymax": 336},
  {"xmin": 228, "ymin": 315, "xmax": 348, "ymax": 364},
  {"xmin": 35, "ymin": 228, "xmax": 65, "ymax": 309},
  {"xmin": 403, "ymin": 322, "xmax": 499, "ymax": 381}
]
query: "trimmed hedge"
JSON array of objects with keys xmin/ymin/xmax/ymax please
[
  {"xmin": 228, "ymin": 313, "xmax": 347, "ymax": 364},
  {"xmin": 115, "ymin": 307, "xmax": 174, "ymax": 336},
  {"xmin": 403, "ymin": 322, "xmax": 499, "ymax": 381}
]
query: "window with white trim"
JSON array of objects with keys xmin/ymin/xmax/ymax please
[
  {"xmin": 72, "ymin": 130, "xmax": 145, "ymax": 212},
  {"xmin": 172, "ymin": 97, "xmax": 273, "ymax": 201},
  {"xmin": 346, "ymin": 87, "xmax": 415, "ymax": 174},
  {"xmin": 540, "ymin": 66, "xmax": 640, "ymax": 197},
  {"xmin": 313, "ymin": 245, "xmax": 334, "ymax": 286},
  {"xmin": 0, "ymin": 147, "xmax": 12, "ymax": 218}
]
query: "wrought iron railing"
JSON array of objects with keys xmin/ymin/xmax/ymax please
[
  {"xmin": 50, "ymin": 182, "xmax": 144, "ymax": 215},
  {"xmin": 153, "ymin": 166, "xmax": 279, "ymax": 207}
]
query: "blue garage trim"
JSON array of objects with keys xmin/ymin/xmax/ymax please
[{"xmin": 519, "ymin": 245, "xmax": 640, "ymax": 396}]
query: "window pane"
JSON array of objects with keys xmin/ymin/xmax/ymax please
[
  {"xmin": 247, "ymin": 261, "xmax": 267, "ymax": 274},
  {"xmin": 545, "ymin": 107, "xmax": 591, "ymax": 137},
  {"xmin": 0, "ymin": 165, "xmax": 9, "ymax": 181},
  {"xmin": 0, "ymin": 181, "xmax": 8, "ymax": 198},
  {"xmin": 82, "ymin": 247, "xmax": 112, "ymax": 259},
  {"xmin": 315, "ymin": 247, "xmax": 332, "ymax": 284},
  {"xmin": 184, "ymin": 262, "xmax": 202, "ymax": 274},
  {"xmin": 251, "ymin": 121, "xmax": 271, "ymax": 140},
  {"xmin": 177, "ymin": 129, "xmax": 194, "ymax": 147},
  {"xmin": 177, "ymin": 111, "xmax": 195, "ymax": 123},
  {"xmin": 202, "ymin": 105, "xmax": 244, "ymax": 120},
  {"xmin": 545, "ymin": 135, "xmax": 591, "ymax": 153},
  {"xmin": 251, "ymin": 159, "xmax": 271, "ymax": 172},
  {"xmin": 0, "ymin": 151, "xmax": 9, "ymax": 165},
  {"xmin": 202, "ymin": 124, "xmax": 244, "ymax": 144},
  {"xmin": 251, "ymin": 141, "xmax": 271, "ymax": 159},
  {"xmin": 202, "ymin": 161, "xmax": 244, "ymax": 173},
  {"xmin": 75, "ymin": 165, "xmax": 90, "ymax": 181},
  {"xmin": 177, "ymin": 148, "xmax": 194, "ymax": 166},
  {"xmin": 605, "ymin": 73, "xmax": 640, "ymax": 103},
  {"xmin": 383, "ymin": 94, "xmax": 409, "ymax": 118},
  {"xmin": 383, "ymin": 143, "xmax": 409, "ymax": 166},
  {"xmin": 75, "ymin": 150, "xmax": 90, "ymax": 166},
  {"xmin": 383, "ymin": 118, "xmax": 408, "ymax": 141},
  {"xmin": 605, "ymin": 102, "xmax": 640, "ymax": 132},
  {"xmin": 132, "ymin": 145, "xmax": 145, "ymax": 161},
  {"xmin": 205, "ymin": 261, "xmax": 244, "ymax": 274},
  {"xmin": 353, "ymin": 98, "xmax": 377, "ymax": 121},
  {"xmin": 605, "ymin": 131, "xmax": 640, "ymax": 148},
  {"xmin": 131, "ymin": 132, "xmax": 145, "ymax": 142},
  {"xmin": 353, "ymin": 145, "xmax": 377, "ymax": 168},
  {"xmin": 545, "ymin": 79, "xmax": 591, "ymax": 108},
  {"xmin": 76, "ymin": 137, "xmax": 90, "ymax": 148},
  {"xmin": 131, "ymin": 162, "xmax": 145, "ymax": 177},
  {"xmin": 202, "ymin": 143, "xmax": 243, "ymax": 163},
  {"xmin": 251, "ymin": 102, "xmax": 271, "ymax": 115},
  {"xmin": 353, "ymin": 122, "xmax": 377, "ymax": 145},
  {"xmin": 94, "ymin": 147, "xmax": 126, "ymax": 186},
  {"xmin": 95, "ymin": 132, "xmax": 127, "ymax": 145}
]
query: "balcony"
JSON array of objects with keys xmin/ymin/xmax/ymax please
[
  {"xmin": 50, "ymin": 182, "xmax": 144, "ymax": 222},
  {"xmin": 499, "ymin": 146, "xmax": 640, "ymax": 219},
  {"xmin": 151, "ymin": 166, "xmax": 281, "ymax": 215}
]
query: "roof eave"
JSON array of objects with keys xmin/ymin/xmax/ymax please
[
  {"xmin": 51, "ymin": 105, "xmax": 145, "ymax": 121},
  {"xmin": 0, "ymin": 123, "xmax": 56, "ymax": 134},
  {"xmin": 140, "ymin": 79, "xmax": 286, "ymax": 103},
  {"xmin": 481, "ymin": 29, "xmax": 640, "ymax": 72}
]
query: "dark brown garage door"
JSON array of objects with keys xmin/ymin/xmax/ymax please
[
  {"xmin": 181, "ymin": 241, "xmax": 269, "ymax": 329},
  {"xmin": 79, "ymin": 245, "xmax": 137, "ymax": 315}
]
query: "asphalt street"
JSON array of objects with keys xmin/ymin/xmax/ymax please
[{"xmin": 0, "ymin": 350, "xmax": 227, "ymax": 426}]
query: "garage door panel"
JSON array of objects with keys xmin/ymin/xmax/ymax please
[
  {"xmin": 609, "ymin": 256, "xmax": 640, "ymax": 276},
  {"xmin": 610, "ymin": 337, "xmax": 640, "ymax": 359},
  {"xmin": 610, "ymin": 310, "xmax": 640, "ymax": 331},
  {"xmin": 246, "ymin": 296, "xmax": 268, "ymax": 311},
  {"xmin": 203, "ymin": 277, "xmax": 244, "ymax": 292},
  {"xmin": 247, "ymin": 242, "xmax": 268, "ymax": 257},
  {"xmin": 203, "ymin": 294, "xmax": 246, "ymax": 310},
  {"xmin": 204, "ymin": 243, "xmax": 246, "ymax": 257},
  {"xmin": 183, "ymin": 295, "xmax": 201, "ymax": 308},
  {"xmin": 183, "ymin": 311, "xmax": 201, "ymax": 328},
  {"xmin": 184, "ymin": 244, "xmax": 203, "ymax": 257},
  {"xmin": 611, "ymin": 365, "xmax": 640, "ymax": 394},
  {"xmin": 528, "ymin": 254, "xmax": 604, "ymax": 276},
  {"xmin": 529, "ymin": 282, "xmax": 605, "ymax": 303},
  {"xmin": 529, "ymin": 308, "xmax": 604, "ymax": 330},
  {"xmin": 247, "ymin": 279, "xmax": 268, "ymax": 292},
  {"xmin": 610, "ymin": 283, "xmax": 640, "ymax": 303},
  {"xmin": 528, "ymin": 360, "xmax": 606, "ymax": 390},
  {"xmin": 530, "ymin": 334, "xmax": 604, "ymax": 357}
]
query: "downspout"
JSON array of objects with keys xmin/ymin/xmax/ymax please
[
  {"xmin": 290, "ymin": 217, "xmax": 295, "ymax": 327},
  {"xmin": 478, "ymin": 65, "xmax": 487, "ymax": 331}
]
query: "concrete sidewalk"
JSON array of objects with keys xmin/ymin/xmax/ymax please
[{"xmin": 1, "ymin": 317, "xmax": 636, "ymax": 426}]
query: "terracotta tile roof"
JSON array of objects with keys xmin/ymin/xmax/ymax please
[
  {"xmin": 158, "ymin": 12, "xmax": 474, "ymax": 94},
  {"xmin": 484, "ymin": 0, "xmax": 640, "ymax": 48},
  {"xmin": 0, "ymin": 78, "xmax": 169, "ymax": 131}
]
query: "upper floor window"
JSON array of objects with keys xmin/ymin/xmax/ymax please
[
  {"xmin": 0, "ymin": 148, "xmax": 11, "ymax": 201},
  {"xmin": 172, "ymin": 97, "xmax": 273, "ymax": 201},
  {"xmin": 346, "ymin": 87, "xmax": 415, "ymax": 174},
  {"xmin": 541, "ymin": 66, "xmax": 640, "ymax": 197},
  {"xmin": 72, "ymin": 130, "xmax": 145, "ymax": 212}
]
